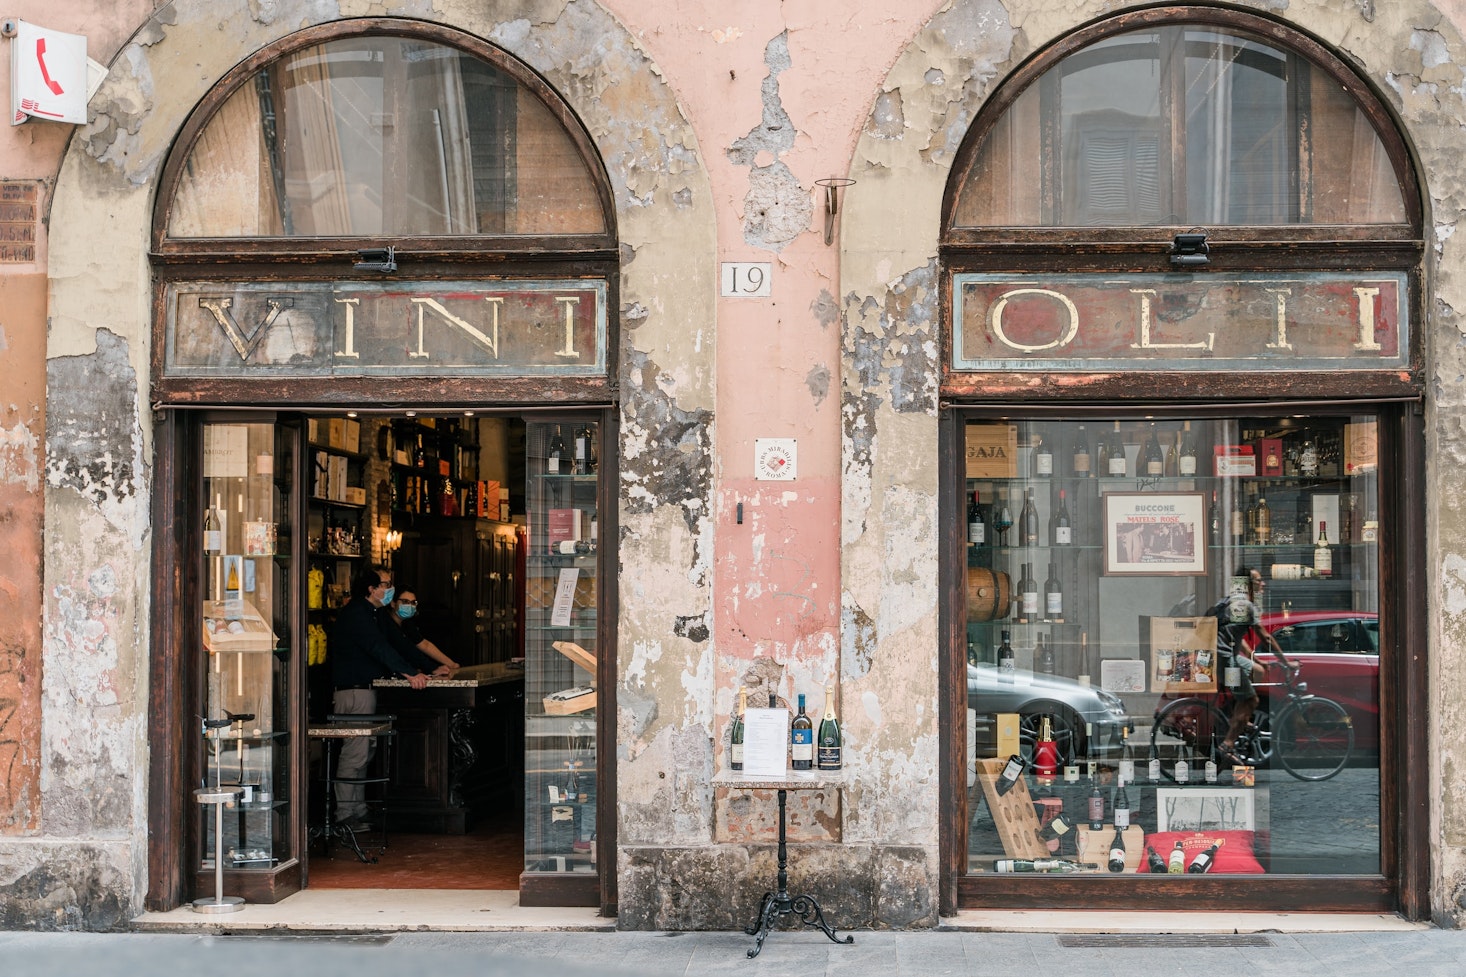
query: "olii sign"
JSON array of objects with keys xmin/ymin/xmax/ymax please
[
  {"xmin": 164, "ymin": 280, "xmax": 608, "ymax": 377},
  {"xmin": 951, "ymin": 272, "xmax": 1408, "ymax": 371}
]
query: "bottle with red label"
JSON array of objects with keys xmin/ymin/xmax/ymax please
[{"xmin": 1033, "ymin": 715, "xmax": 1059, "ymax": 785}]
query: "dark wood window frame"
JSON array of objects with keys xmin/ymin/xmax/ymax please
[
  {"xmin": 937, "ymin": 6, "xmax": 1429, "ymax": 920},
  {"xmin": 146, "ymin": 18, "xmax": 620, "ymax": 916}
]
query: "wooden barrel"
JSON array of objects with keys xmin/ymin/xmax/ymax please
[{"xmin": 967, "ymin": 567, "xmax": 1011, "ymax": 621}]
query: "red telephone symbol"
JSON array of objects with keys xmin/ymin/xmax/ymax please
[{"xmin": 36, "ymin": 38, "xmax": 64, "ymax": 96}]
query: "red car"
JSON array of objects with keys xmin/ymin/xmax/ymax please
[{"xmin": 1254, "ymin": 610, "xmax": 1379, "ymax": 756}]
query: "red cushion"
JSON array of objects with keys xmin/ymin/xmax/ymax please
[{"xmin": 1140, "ymin": 830, "xmax": 1264, "ymax": 874}]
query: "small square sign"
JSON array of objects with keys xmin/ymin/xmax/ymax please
[{"xmin": 755, "ymin": 438, "xmax": 797, "ymax": 481}]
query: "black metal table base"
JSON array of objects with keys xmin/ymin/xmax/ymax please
[
  {"xmin": 308, "ymin": 820, "xmax": 377, "ymax": 864},
  {"xmin": 742, "ymin": 787, "xmax": 854, "ymax": 959}
]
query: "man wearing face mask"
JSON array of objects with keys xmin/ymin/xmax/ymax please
[
  {"xmin": 330, "ymin": 566, "xmax": 429, "ymax": 828},
  {"xmin": 381, "ymin": 584, "xmax": 460, "ymax": 677}
]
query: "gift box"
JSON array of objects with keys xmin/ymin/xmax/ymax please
[{"xmin": 1214, "ymin": 444, "xmax": 1255, "ymax": 477}]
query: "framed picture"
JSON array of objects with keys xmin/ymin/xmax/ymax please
[
  {"xmin": 1102, "ymin": 492, "xmax": 1208, "ymax": 576},
  {"xmin": 1156, "ymin": 787, "xmax": 1259, "ymax": 832}
]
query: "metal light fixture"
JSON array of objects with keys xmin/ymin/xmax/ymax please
[
  {"xmin": 1169, "ymin": 230, "xmax": 1209, "ymax": 267},
  {"xmin": 354, "ymin": 246, "xmax": 397, "ymax": 274},
  {"xmin": 816, "ymin": 177, "xmax": 856, "ymax": 246}
]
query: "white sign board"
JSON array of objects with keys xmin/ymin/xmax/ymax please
[
  {"xmin": 550, "ymin": 568, "xmax": 579, "ymax": 627},
  {"xmin": 754, "ymin": 438, "xmax": 797, "ymax": 481},
  {"xmin": 741, "ymin": 707, "xmax": 789, "ymax": 778},
  {"xmin": 720, "ymin": 262, "xmax": 772, "ymax": 297},
  {"xmin": 10, "ymin": 21, "xmax": 88, "ymax": 125}
]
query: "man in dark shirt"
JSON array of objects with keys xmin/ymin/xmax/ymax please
[{"xmin": 330, "ymin": 566, "xmax": 428, "ymax": 826}]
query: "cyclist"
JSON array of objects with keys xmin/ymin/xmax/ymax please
[{"xmin": 1211, "ymin": 566, "xmax": 1296, "ymax": 766}]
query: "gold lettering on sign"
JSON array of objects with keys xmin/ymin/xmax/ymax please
[
  {"xmin": 1353, "ymin": 287, "xmax": 1383, "ymax": 351},
  {"xmin": 554, "ymin": 296, "xmax": 581, "ymax": 358},
  {"xmin": 1265, "ymin": 289, "xmax": 1294, "ymax": 350},
  {"xmin": 1128, "ymin": 289, "xmax": 1213, "ymax": 351},
  {"xmin": 408, "ymin": 297, "xmax": 502, "ymax": 360},
  {"xmin": 334, "ymin": 298, "xmax": 360, "ymax": 359},
  {"xmin": 989, "ymin": 288, "xmax": 1079, "ymax": 353},
  {"xmin": 199, "ymin": 296, "xmax": 292, "ymax": 361}
]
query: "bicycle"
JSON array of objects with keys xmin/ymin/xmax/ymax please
[{"xmin": 1149, "ymin": 662, "xmax": 1355, "ymax": 782}]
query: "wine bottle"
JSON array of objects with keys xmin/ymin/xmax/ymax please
[
  {"xmin": 730, "ymin": 687, "xmax": 747, "ymax": 771},
  {"xmin": 573, "ymin": 424, "xmax": 594, "ymax": 475},
  {"xmin": 1017, "ymin": 564, "xmax": 1038, "ymax": 624},
  {"xmin": 967, "ymin": 489, "xmax": 986, "ymax": 546},
  {"xmin": 817, "ymin": 686, "xmax": 842, "ymax": 771},
  {"xmin": 1144, "ymin": 425, "xmax": 1165, "ymax": 476},
  {"xmin": 1164, "ymin": 429, "xmax": 1180, "ymax": 477},
  {"xmin": 1179, "ymin": 421, "xmax": 1198, "ymax": 476},
  {"xmin": 1168, "ymin": 841, "xmax": 1186, "ymax": 873},
  {"xmin": 1050, "ymin": 489, "xmax": 1073, "ymax": 546},
  {"xmin": 1072, "ymin": 425, "xmax": 1091, "ymax": 477},
  {"xmin": 1146, "ymin": 845, "xmax": 1167, "ymax": 874},
  {"xmin": 790, "ymin": 693, "xmax": 813, "ymax": 770},
  {"xmin": 1255, "ymin": 495, "xmax": 1271, "ymax": 545},
  {"xmin": 997, "ymin": 630, "xmax": 1016, "ymax": 684},
  {"xmin": 1033, "ymin": 434, "xmax": 1053, "ymax": 477},
  {"xmin": 1118, "ymin": 727, "xmax": 1135, "ymax": 785},
  {"xmin": 995, "ymin": 858, "xmax": 1096, "ymax": 874},
  {"xmin": 1314, "ymin": 520, "xmax": 1332, "ymax": 577},
  {"xmin": 1113, "ymin": 778, "xmax": 1131, "ymax": 832},
  {"xmin": 1204, "ymin": 733, "xmax": 1219, "ymax": 784},
  {"xmin": 1230, "ymin": 491, "xmax": 1246, "ymax": 547},
  {"xmin": 1087, "ymin": 780, "xmax": 1104, "ymax": 830},
  {"xmin": 1175, "ymin": 750, "xmax": 1190, "ymax": 785},
  {"xmin": 1108, "ymin": 421, "xmax": 1128, "ymax": 477},
  {"xmin": 1147, "ymin": 748, "xmax": 1162, "ymax": 784},
  {"xmin": 994, "ymin": 753, "xmax": 1025, "ymax": 796},
  {"xmin": 1037, "ymin": 813, "xmax": 1075, "ymax": 855},
  {"xmin": 1020, "ymin": 488, "xmax": 1040, "ymax": 546},
  {"xmin": 547, "ymin": 425, "xmax": 566, "ymax": 474},
  {"xmin": 1188, "ymin": 842, "xmax": 1220, "ymax": 874},
  {"xmin": 1043, "ymin": 563, "xmax": 1063, "ymax": 623},
  {"xmin": 1084, "ymin": 721, "xmax": 1098, "ymax": 784},
  {"xmin": 204, "ymin": 503, "xmax": 222, "ymax": 555},
  {"xmin": 1038, "ymin": 632, "xmax": 1056, "ymax": 674},
  {"xmin": 1208, "ymin": 490, "xmax": 1221, "ymax": 545},
  {"xmin": 1107, "ymin": 823, "xmax": 1127, "ymax": 873},
  {"xmin": 1033, "ymin": 715, "xmax": 1059, "ymax": 784}
]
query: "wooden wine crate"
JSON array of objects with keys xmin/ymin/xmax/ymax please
[
  {"xmin": 1075, "ymin": 824, "xmax": 1145, "ymax": 873},
  {"xmin": 975, "ymin": 757, "xmax": 1048, "ymax": 859}
]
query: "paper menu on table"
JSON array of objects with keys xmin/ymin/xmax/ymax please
[{"xmin": 741, "ymin": 707, "xmax": 789, "ymax": 778}]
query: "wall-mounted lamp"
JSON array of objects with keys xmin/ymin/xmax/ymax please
[
  {"xmin": 816, "ymin": 177, "xmax": 856, "ymax": 246},
  {"xmin": 1169, "ymin": 230, "xmax": 1209, "ymax": 267},
  {"xmin": 354, "ymin": 246, "xmax": 397, "ymax": 274},
  {"xmin": 384, "ymin": 529, "xmax": 403, "ymax": 568}
]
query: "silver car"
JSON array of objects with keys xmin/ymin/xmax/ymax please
[{"xmin": 967, "ymin": 663, "xmax": 1131, "ymax": 764}]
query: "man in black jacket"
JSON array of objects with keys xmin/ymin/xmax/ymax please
[{"xmin": 330, "ymin": 566, "xmax": 428, "ymax": 826}]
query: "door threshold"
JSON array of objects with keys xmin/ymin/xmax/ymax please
[
  {"xmin": 133, "ymin": 888, "xmax": 612, "ymax": 933},
  {"xmin": 941, "ymin": 909, "xmax": 1424, "ymax": 933}
]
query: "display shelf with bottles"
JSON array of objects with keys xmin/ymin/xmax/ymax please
[
  {"xmin": 304, "ymin": 416, "xmax": 369, "ymax": 615},
  {"xmin": 198, "ymin": 420, "xmax": 298, "ymax": 879},
  {"xmin": 523, "ymin": 419, "xmax": 601, "ymax": 882},
  {"xmin": 386, "ymin": 417, "xmax": 506, "ymax": 520}
]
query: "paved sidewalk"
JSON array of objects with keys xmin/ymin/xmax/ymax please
[{"xmin": 6, "ymin": 925, "xmax": 1466, "ymax": 977}]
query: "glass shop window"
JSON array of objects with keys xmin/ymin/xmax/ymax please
[{"xmin": 963, "ymin": 415, "xmax": 1380, "ymax": 876}]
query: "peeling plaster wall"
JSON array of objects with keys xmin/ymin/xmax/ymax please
[{"xmin": 841, "ymin": 0, "xmax": 1466, "ymax": 926}]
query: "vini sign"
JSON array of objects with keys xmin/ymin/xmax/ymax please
[{"xmin": 951, "ymin": 272, "xmax": 1408, "ymax": 371}]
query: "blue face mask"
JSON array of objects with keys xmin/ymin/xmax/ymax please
[
  {"xmin": 397, "ymin": 604, "xmax": 417, "ymax": 620},
  {"xmin": 380, "ymin": 586, "xmax": 395, "ymax": 605}
]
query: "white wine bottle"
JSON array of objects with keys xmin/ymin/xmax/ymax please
[
  {"xmin": 816, "ymin": 686, "xmax": 842, "ymax": 770},
  {"xmin": 1168, "ymin": 840, "xmax": 1186, "ymax": 873}
]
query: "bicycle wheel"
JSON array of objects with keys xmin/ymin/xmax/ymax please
[
  {"xmin": 1150, "ymin": 698, "xmax": 1229, "ymax": 783},
  {"xmin": 1274, "ymin": 696, "xmax": 1354, "ymax": 781}
]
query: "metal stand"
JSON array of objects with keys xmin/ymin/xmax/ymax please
[
  {"xmin": 192, "ymin": 786, "xmax": 245, "ymax": 914},
  {"xmin": 743, "ymin": 787, "xmax": 853, "ymax": 959},
  {"xmin": 308, "ymin": 735, "xmax": 376, "ymax": 864}
]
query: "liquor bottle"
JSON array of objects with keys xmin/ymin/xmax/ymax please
[
  {"xmin": 790, "ymin": 693, "xmax": 814, "ymax": 770},
  {"xmin": 1038, "ymin": 632, "xmax": 1056, "ymax": 674},
  {"xmin": 1107, "ymin": 823, "xmax": 1128, "ymax": 873},
  {"xmin": 573, "ymin": 424, "xmax": 594, "ymax": 475},
  {"xmin": 1230, "ymin": 491, "xmax": 1247, "ymax": 547},
  {"xmin": 992, "ymin": 488, "xmax": 1014, "ymax": 545},
  {"xmin": 1107, "ymin": 421, "xmax": 1128, "ymax": 477},
  {"xmin": 1033, "ymin": 434, "xmax": 1053, "ymax": 477},
  {"xmin": 967, "ymin": 489, "xmax": 986, "ymax": 546},
  {"xmin": 1144, "ymin": 425, "xmax": 1165, "ymax": 477},
  {"xmin": 547, "ymin": 425, "xmax": 566, "ymax": 475},
  {"xmin": 997, "ymin": 630, "xmax": 1016, "ymax": 683},
  {"xmin": 1087, "ymin": 780, "xmax": 1105, "ymax": 830},
  {"xmin": 1033, "ymin": 716, "xmax": 1059, "ymax": 784},
  {"xmin": 995, "ymin": 858, "xmax": 1097, "ymax": 874},
  {"xmin": 1145, "ymin": 845, "xmax": 1167, "ymax": 874},
  {"xmin": 1037, "ymin": 813, "xmax": 1075, "ymax": 856},
  {"xmin": 1188, "ymin": 843, "xmax": 1220, "ymax": 873},
  {"xmin": 1017, "ymin": 564, "xmax": 1038, "ymax": 624},
  {"xmin": 1255, "ymin": 495, "xmax": 1271, "ymax": 545},
  {"xmin": 1168, "ymin": 841, "xmax": 1186, "ymax": 874},
  {"xmin": 1020, "ymin": 488, "xmax": 1040, "ymax": 546},
  {"xmin": 730, "ymin": 687, "xmax": 747, "ymax": 771},
  {"xmin": 1179, "ymin": 421, "xmax": 1198, "ymax": 476},
  {"xmin": 994, "ymin": 753, "xmax": 1025, "ymax": 796},
  {"xmin": 204, "ymin": 503, "xmax": 222, "ymax": 555},
  {"xmin": 1314, "ymin": 521, "xmax": 1333, "ymax": 577},
  {"xmin": 1050, "ymin": 489, "xmax": 1073, "ymax": 546},
  {"xmin": 817, "ymin": 686, "xmax": 842, "ymax": 771},
  {"xmin": 1164, "ymin": 429, "xmax": 1180, "ymax": 477},
  {"xmin": 1043, "ymin": 563, "xmax": 1063, "ymax": 623},
  {"xmin": 1072, "ymin": 425, "xmax": 1092, "ymax": 477},
  {"xmin": 1299, "ymin": 438, "xmax": 1319, "ymax": 476}
]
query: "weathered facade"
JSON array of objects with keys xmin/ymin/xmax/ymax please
[{"xmin": 2, "ymin": 0, "xmax": 1466, "ymax": 931}]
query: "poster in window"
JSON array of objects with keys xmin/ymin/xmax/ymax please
[{"xmin": 1103, "ymin": 492, "xmax": 1208, "ymax": 576}]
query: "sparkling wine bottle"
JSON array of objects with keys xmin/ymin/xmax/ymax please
[
  {"xmin": 816, "ymin": 685, "xmax": 842, "ymax": 771},
  {"xmin": 1033, "ymin": 715, "xmax": 1059, "ymax": 784}
]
